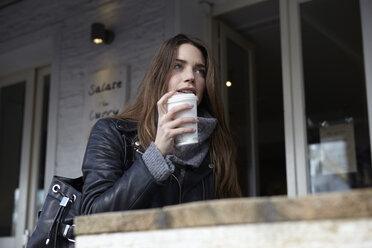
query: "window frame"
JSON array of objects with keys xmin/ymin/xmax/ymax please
[
  {"xmin": 212, "ymin": 0, "xmax": 372, "ymax": 196},
  {"xmin": 0, "ymin": 69, "xmax": 35, "ymax": 247}
]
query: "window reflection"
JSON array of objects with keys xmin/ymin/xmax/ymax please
[{"xmin": 301, "ymin": 0, "xmax": 372, "ymax": 193}]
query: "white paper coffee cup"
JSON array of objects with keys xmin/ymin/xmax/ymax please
[{"xmin": 167, "ymin": 93, "xmax": 198, "ymax": 146}]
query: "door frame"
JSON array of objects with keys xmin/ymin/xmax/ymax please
[
  {"xmin": 280, "ymin": 0, "xmax": 372, "ymax": 196},
  {"xmin": 279, "ymin": 0, "xmax": 309, "ymax": 196},
  {"xmin": 214, "ymin": 21, "xmax": 259, "ymax": 196},
  {"xmin": 211, "ymin": 0, "xmax": 372, "ymax": 196},
  {"xmin": 361, "ymin": 0, "xmax": 372, "ymax": 165},
  {"xmin": 0, "ymin": 69, "xmax": 35, "ymax": 248},
  {"xmin": 0, "ymin": 25, "xmax": 61, "ymax": 193},
  {"xmin": 0, "ymin": 66, "xmax": 52, "ymax": 248},
  {"xmin": 0, "ymin": 25, "xmax": 61, "ymax": 246},
  {"xmin": 26, "ymin": 66, "xmax": 51, "ymax": 232}
]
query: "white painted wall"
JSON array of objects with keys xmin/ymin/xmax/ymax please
[
  {"xmin": 52, "ymin": 1, "xmax": 169, "ymax": 178},
  {"xmin": 0, "ymin": 0, "xmax": 210, "ymax": 184},
  {"xmin": 0, "ymin": 1, "xmax": 161, "ymax": 179}
]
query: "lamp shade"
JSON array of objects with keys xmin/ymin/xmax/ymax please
[{"xmin": 91, "ymin": 23, "xmax": 106, "ymax": 44}]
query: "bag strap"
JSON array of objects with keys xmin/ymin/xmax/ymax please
[
  {"xmin": 46, "ymin": 194, "xmax": 76, "ymax": 246},
  {"xmin": 52, "ymin": 121, "xmax": 138, "ymax": 244},
  {"xmin": 59, "ymin": 223, "xmax": 75, "ymax": 243}
]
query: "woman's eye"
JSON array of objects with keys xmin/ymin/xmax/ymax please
[
  {"xmin": 195, "ymin": 69, "xmax": 206, "ymax": 77},
  {"xmin": 174, "ymin": 64, "xmax": 182, "ymax": 69}
]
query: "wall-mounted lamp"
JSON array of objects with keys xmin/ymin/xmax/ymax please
[{"xmin": 91, "ymin": 23, "xmax": 115, "ymax": 45}]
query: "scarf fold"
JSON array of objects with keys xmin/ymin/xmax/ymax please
[{"xmin": 166, "ymin": 110, "xmax": 217, "ymax": 168}]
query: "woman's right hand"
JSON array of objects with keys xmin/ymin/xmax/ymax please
[{"xmin": 154, "ymin": 91, "xmax": 198, "ymax": 156}]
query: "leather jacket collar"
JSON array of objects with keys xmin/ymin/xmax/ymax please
[{"xmin": 115, "ymin": 118, "xmax": 138, "ymax": 132}]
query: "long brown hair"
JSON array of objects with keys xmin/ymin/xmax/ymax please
[{"xmin": 119, "ymin": 34, "xmax": 241, "ymax": 198}]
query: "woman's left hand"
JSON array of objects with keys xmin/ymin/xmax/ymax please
[{"xmin": 154, "ymin": 91, "xmax": 197, "ymax": 156}]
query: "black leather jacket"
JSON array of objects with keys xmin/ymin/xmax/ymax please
[{"xmin": 81, "ymin": 118, "xmax": 215, "ymax": 214}]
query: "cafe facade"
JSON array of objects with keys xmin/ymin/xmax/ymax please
[{"xmin": 0, "ymin": 0, "xmax": 372, "ymax": 247}]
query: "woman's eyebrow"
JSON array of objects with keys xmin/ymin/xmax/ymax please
[
  {"xmin": 195, "ymin": 63, "xmax": 206, "ymax": 68},
  {"xmin": 175, "ymin": 59, "xmax": 205, "ymax": 68},
  {"xmin": 175, "ymin": 59, "xmax": 186, "ymax": 64}
]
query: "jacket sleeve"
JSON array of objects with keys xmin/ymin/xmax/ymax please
[{"xmin": 80, "ymin": 118, "xmax": 162, "ymax": 214}]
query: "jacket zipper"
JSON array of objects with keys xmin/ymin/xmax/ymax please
[
  {"xmin": 132, "ymin": 140, "xmax": 181, "ymax": 202},
  {"xmin": 134, "ymin": 147, "xmax": 143, "ymax": 155},
  {"xmin": 133, "ymin": 140, "xmax": 144, "ymax": 155},
  {"xmin": 171, "ymin": 174, "xmax": 182, "ymax": 204}
]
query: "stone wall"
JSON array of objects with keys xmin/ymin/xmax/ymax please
[{"xmin": 75, "ymin": 188, "xmax": 372, "ymax": 247}]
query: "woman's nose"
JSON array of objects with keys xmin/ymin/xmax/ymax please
[{"xmin": 183, "ymin": 67, "xmax": 195, "ymax": 82}]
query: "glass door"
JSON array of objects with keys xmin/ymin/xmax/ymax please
[
  {"xmin": 213, "ymin": 0, "xmax": 286, "ymax": 197},
  {"xmin": 300, "ymin": 0, "xmax": 371, "ymax": 193},
  {"xmin": 214, "ymin": 21, "xmax": 258, "ymax": 196},
  {"xmin": 280, "ymin": 0, "xmax": 372, "ymax": 195},
  {"xmin": 0, "ymin": 70, "xmax": 35, "ymax": 247},
  {"xmin": 0, "ymin": 66, "xmax": 50, "ymax": 247}
]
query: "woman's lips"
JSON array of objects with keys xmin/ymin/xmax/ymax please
[{"xmin": 177, "ymin": 89, "xmax": 196, "ymax": 95}]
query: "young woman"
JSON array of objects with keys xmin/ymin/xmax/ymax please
[{"xmin": 80, "ymin": 34, "xmax": 241, "ymax": 214}]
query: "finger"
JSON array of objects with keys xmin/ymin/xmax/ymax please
[
  {"xmin": 167, "ymin": 116, "xmax": 198, "ymax": 129},
  {"xmin": 159, "ymin": 104, "xmax": 194, "ymax": 125},
  {"xmin": 169, "ymin": 127, "xmax": 197, "ymax": 137},
  {"xmin": 159, "ymin": 103, "xmax": 195, "ymax": 128},
  {"xmin": 166, "ymin": 103, "xmax": 194, "ymax": 118},
  {"xmin": 157, "ymin": 91, "xmax": 176, "ymax": 116}
]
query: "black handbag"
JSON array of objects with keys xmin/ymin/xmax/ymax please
[
  {"xmin": 27, "ymin": 176, "xmax": 83, "ymax": 248},
  {"xmin": 27, "ymin": 120, "xmax": 136, "ymax": 248}
]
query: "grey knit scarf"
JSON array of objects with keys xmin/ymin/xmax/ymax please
[{"xmin": 165, "ymin": 111, "xmax": 217, "ymax": 168}]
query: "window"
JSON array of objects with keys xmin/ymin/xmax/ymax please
[{"xmin": 0, "ymin": 67, "xmax": 50, "ymax": 247}]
